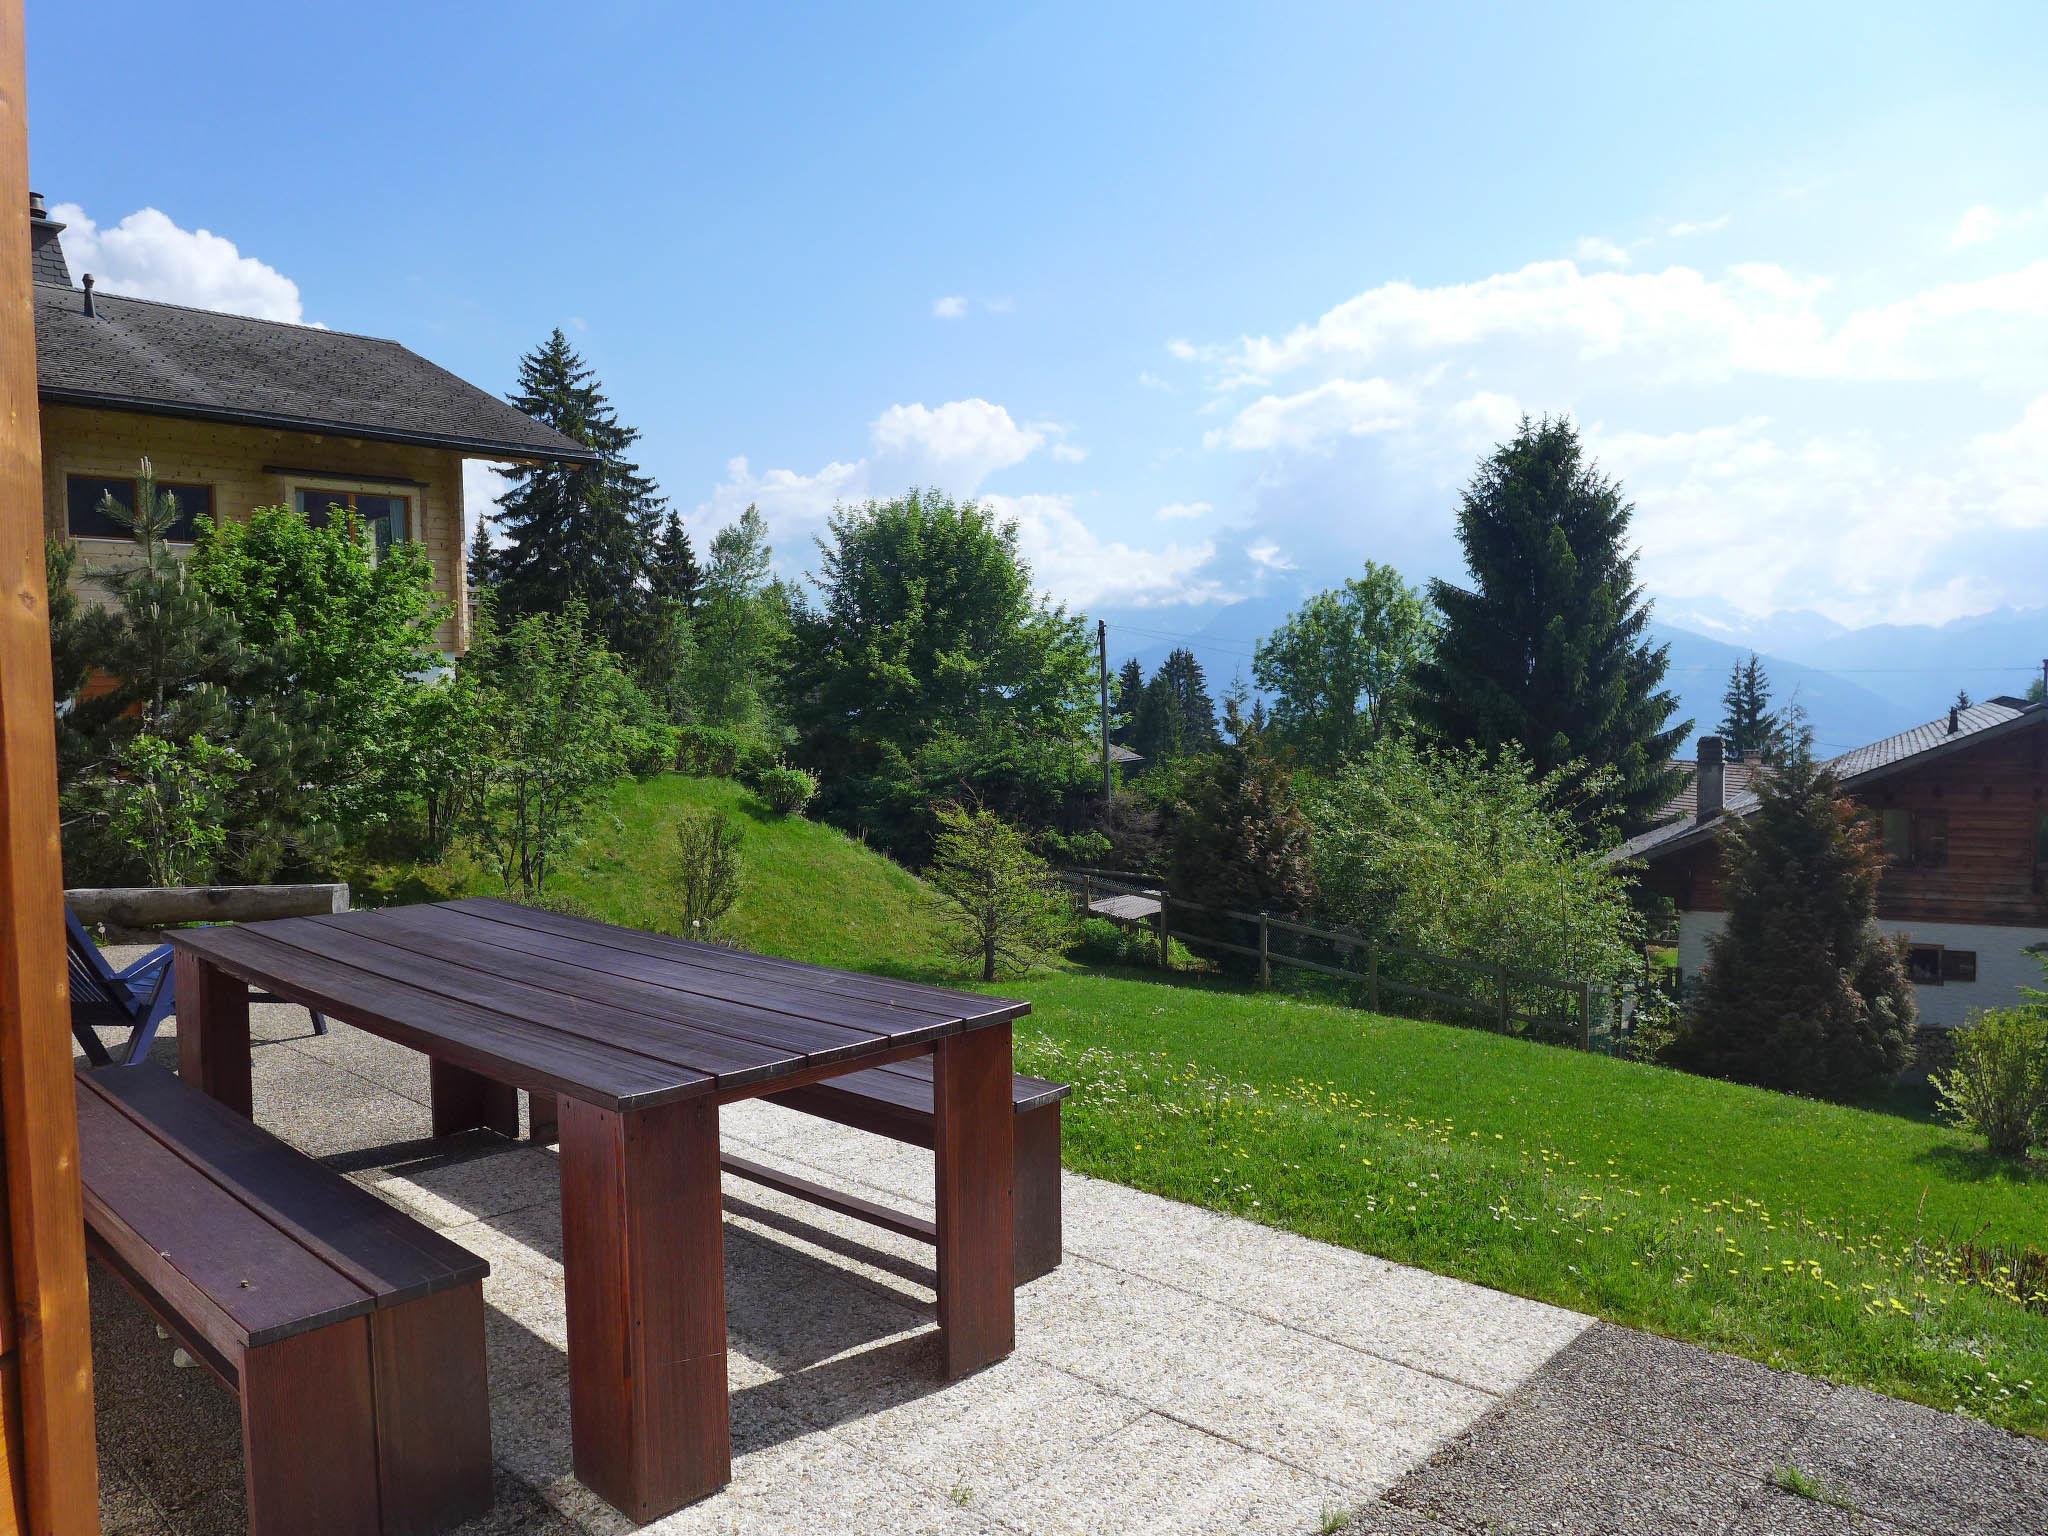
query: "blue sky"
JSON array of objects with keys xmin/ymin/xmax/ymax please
[{"xmin": 28, "ymin": 1, "xmax": 2048, "ymax": 638}]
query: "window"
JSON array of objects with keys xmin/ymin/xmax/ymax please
[
  {"xmin": 1907, "ymin": 944, "xmax": 1944, "ymax": 985},
  {"xmin": 66, "ymin": 474, "xmax": 208, "ymax": 542},
  {"xmin": 1940, "ymin": 949, "xmax": 1977, "ymax": 984},
  {"xmin": 294, "ymin": 487, "xmax": 411, "ymax": 555},
  {"xmin": 1879, "ymin": 807, "xmax": 1948, "ymax": 869}
]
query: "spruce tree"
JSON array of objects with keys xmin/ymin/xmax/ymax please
[
  {"xmin": 466, "ymin": 517, "xmax": 496, "ymax": 592},
  {"xmin": 1413, "ymin": 416, "xmax": 1687, "ymax": 836},
  {"xmin": 1168, "ymin": 740, "xmax": 1316, "ymax": 970},
  {"xmin": 650, "ymin": 510, "xmax": 703, "ymax": 612},
  {"xmin": 1667, "ymin": 724, "xmax": 1915, "ymax": 1099},
  {"xmin": 1132, "ymin": 647, "xmax": 1220, "ymax": 762},
  {"xmin": 490, "ymin": 329, "xmax": 665, "ymax": 656},
  {"xmin": 1718, "ymin": 653, "xmax": 1781, "ymax": 759},
  {"xmin": 1112, "ymin": 657, "xmax": 1144, "ymax": 747}
]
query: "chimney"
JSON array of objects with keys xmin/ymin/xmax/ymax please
[
  {"xmin": 1695, "ymin": 736, "xmax": 1725, "ymax": 823},
  {"xmin": 81, "ymin": 273, "xmax": 94, "ymax": 318},
  {"xmin": 1948, "ymin": 704, "xmax": 1960, "ymax": 734},
  {"xmin": 28, "ymin": 191, "xmax": 71, "ymax": 287}
]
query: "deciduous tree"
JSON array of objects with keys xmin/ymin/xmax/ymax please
[
  {"xmin": 926, "ymin": 803, "xmax": 1071, "ymax": 981},
  {"xmin": 1255, "ymin": 562, "xmax": 1431, "ymax": 768}
]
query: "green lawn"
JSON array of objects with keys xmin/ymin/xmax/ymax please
[{"xmin": 355, "ymin": 774, "xmax": 2048, "ymax": 1433}]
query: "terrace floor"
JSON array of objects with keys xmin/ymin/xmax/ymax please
[{"xmin": 86, "ymin": 980, "xmax": 2047, "ymax": 1535}]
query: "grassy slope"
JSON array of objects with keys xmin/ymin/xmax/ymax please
[{"xmin": 357, "ymin": 774, "xmax": 2047, "ymax": 1431}]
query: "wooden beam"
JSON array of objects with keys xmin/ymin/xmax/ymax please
[{"xmin": 0, "ymin": 0, "xmax": 102, "ymax": 1527}]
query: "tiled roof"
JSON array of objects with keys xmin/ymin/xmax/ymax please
[
  {"xmin": 1614, "ymin": 700, "xmax": 2046, "ymax": 864},
  {"xmin": 1656, "ymin": 757, "xmax": 1764, "ymax": 823},
  {"xmin": 34, "ymin": 281, "xmax": 596, "ymax": 464}
]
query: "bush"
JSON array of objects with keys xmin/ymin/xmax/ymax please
[
  {"xmin": 1068, "ymin": 916, "xmax": 1158, "ymax": 968},
  {"xmin": 671, "ymin": 807, "xmax": 744, "ymax": 936},
  {"xmin": 927, "ymin": 802, "xmax": 1073, "ymax": 981},
  {"xmin": 1936, "ymin": 1005, "xmax": 2048, "ymax": 1159},
  {"xmin": 674, "ymin": 723, "xmax": 771, "ymax": 782},
  {"xmin": 755, "ymin": 762, "xmax": 817, "ymax": 817},
  {"xmin": 1167, "ymin": 742, "xmax": 1315, "ymax": 972}
]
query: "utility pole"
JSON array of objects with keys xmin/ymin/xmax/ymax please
[{"xmin": 1098, "ymin": 619, "xmax": 1113, "ymax": 803}]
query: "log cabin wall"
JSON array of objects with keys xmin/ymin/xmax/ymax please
[
  {"xmin": 39, "ymin": 403, "xmax": 472, "ymax": 654},
  {"xmin": 1647, "ymin": 718, "xmax": 2048, "ymax": 929}
]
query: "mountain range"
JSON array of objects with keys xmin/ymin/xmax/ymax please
[{"xmin": 1091, "ymin": 595, "xmax": 2048, "ymax": 759}]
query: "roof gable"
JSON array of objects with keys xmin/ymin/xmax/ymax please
[{"xmin": 34, "ymin": 282, "xmax": 596, "ymax": 465}]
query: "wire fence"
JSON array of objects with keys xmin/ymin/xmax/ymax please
[{"xmin": 1062, "ymin": 869, "xmax": 1641, "ymax": 1053}]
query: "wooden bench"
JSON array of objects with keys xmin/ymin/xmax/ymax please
[
  {"xmin": 76, "ymin": 1067, "xmax": 493, "ymax": 1536},
  {"xmin": 734, "ymin": 1057, "xmax": 1068, "ymax": 1283}
]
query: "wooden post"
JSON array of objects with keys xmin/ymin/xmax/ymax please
[
  {"xmin": 1079, "ymin": 872, "xmax": 1092, "ymax": 918},
  {"xmin": 0, "ymin": 5, "xmax": 103, "ymax": 1524},
  {"xmin": 1495, "ymin": 962, "xmax": 1510, "ymax": 1032},
  {"xmin": 1155, "ymin": 897, "xmax": 1169, "ymax": 969},
  {"xmin": 1367, "ymin": 943, "xmax": 1380, "ymax": 1012},
  {"xmin": 1257, "ymin": 913, "xmax": 1271, "ymax": 988},
  {"xmin": 1578, "ymin": 982, "xmax": 1594, "ymax": 1051}
]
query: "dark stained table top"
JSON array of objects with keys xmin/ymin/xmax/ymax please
[{"xmin": 169, "ymin": 897, "xmax": 1027, "ymax": 1111}]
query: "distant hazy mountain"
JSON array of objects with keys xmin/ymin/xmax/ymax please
[
  {"xmin": 1088, "ymin": 593, "xmax": 1931, "ymax": 758},
  {"xmin": 1776, "ymin": 607, "xmax": 2048, "ymax": 716}
]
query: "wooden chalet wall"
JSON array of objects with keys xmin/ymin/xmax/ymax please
[
  {"xmin": 0, "ymin": 2, "xmax": 102, "ymax": 1528},
  {"xmin": 1644, "ymin": 717, "xmax": 2048, "ymax": 928},
  {"xmin": 40, "ymin": 403, "xmax": 473, "ymax": 654}
]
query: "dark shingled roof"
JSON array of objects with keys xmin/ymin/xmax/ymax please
[
  {"xmin": 33, "ymin": 280, "xmax": 597, "ymax": 465},
  {"xmin": 1613, "ymin": 698, "xmax": 2048, "ymax": 864}
]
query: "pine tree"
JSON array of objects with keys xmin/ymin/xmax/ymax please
[
  {"xmin": 649, "ymin": 510, "xmax": 703, "ymax": 612},
  {"xmin": 1132, "ymin": 648, "xmax": 1220, "ymax": 762},
  {"xmin": 1667, "ymin": 724, "xmax": 1915, "ymax": 1099},
  {"xmin": 490, "ymin": 329, "xmax": 666, "ymax": 656},
  {"xmin": 1112, "ymin": 657, "xmax": 1144, "ymax": 746},
  {"xmin": 1954, "ymin": 687, "xmax": 1973, "ymax": 711},
  {"xmin": 1413, "ymin": 416, "xmax": 1688, "ymax": 837},
  {"xmin": 466, "ymin": 517, "xmax": 495, "ymax": 592},
  {"xmin": 1718, "ymin": 653, "xmax": 1781, "ymax": 759}
]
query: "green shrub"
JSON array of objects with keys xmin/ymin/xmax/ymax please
[
  {"xmin": 671, "ymin": 807, "xmax": 744, "ymax": 936},
  {"xmin": 755, "ymin": 763, "xmax": 818, "ymax": 817},
  {"xmin": 1936, "ymin": 1005, "xmax": 2048, "ymax": 1159},
  {"xmin": 675, "ymin": 724, "xmax": 771, "ymax": 782},
  {"xmin": 1069, "ymin": 916, "xmax": 1157, "ymax": 968},
  {"xmin": 927, "ymin": 803, "xmax": 1073, "ymax": 981}
]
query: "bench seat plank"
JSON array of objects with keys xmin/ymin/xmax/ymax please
[
  {"xmin": 75, "ymin": 1085, "xmax": 374, "ymax": 1349},
  {"xmin": 89, "ymin": 1066, "xmax": 485, "ymax": 1307}
]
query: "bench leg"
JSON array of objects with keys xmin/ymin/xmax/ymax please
[
  {"xmin": 1014, "ymin": 1102, "xmax": 1063, "ymax": 1284},
  {"xmin": 241, "ymin": 1319, "xmax": 380, "ymax": 1536},
  {"xmin": 934, "ymin": 1025, "xmax": 1015, "ymax": 1377},
  {"xmin": 559, "ymin": 1094, "xmax": 730, "ymax": 1521},
  {"xmin": 527, "ymin": 1088, "xmax": 559, "ymax": 1145},
  {"xmin": 371, "ymin": 1280, "xmax": 493, "ymax": 1536},
  {"xmin": 429, "ymin": 1058, "xmax": 520, "ymax": 1139},
  {"xmin": 176, "ymin": 952, "xmax": 252, "ymax": 1118}
]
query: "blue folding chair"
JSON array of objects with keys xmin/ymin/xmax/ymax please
[{"xmin": 65, "ymin": 907, "xmax": 327, "ymax": 1067}]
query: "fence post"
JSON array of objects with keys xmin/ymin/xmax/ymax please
[
  {"xmin": 1080, "ymin": 872, "xmax": 1092, "ymax": 918},
  {"xmin": 1257, "ymin": 912, "xmax": 1271, "ymax": 988},
  {"xmin": 1495, "ymin": 962, "xmax": 1509, "ymax": 1032},
  {"xmin": 1367, "ymin": 942, "xmax": 1380, "ymax": 1012},
  {"xmin": 1156, "ymin": 896, "xmax": 1169, "ymax": 969},
  {"xmin": 1577, "ymin": 982, "xmax": 1593, "ymax": 1050}
]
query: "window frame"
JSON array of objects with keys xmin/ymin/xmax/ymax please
[
  {"xmin": 291, "ymin": 481, "xmax": 414, "ymax": 557},
  {"xmin": 1878, "ymin": 806, "xmax": 1949, "ymax": 870},
  {"xmin": 1939, "ymin": 949, "xmax": 1978, "ymax": 984},
  {"xmin": 1905, "ymin": 942, "xmax": 1945, "ymax": 986},
  {"xmin": 64, "ymin": 472, "xmax": 212, "ymax": 544}
]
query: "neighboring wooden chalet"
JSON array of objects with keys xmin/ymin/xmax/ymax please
[
  {"xmin": 1619, "ymin": 697, "xmax": 2048, "ymax": 1028},
  {"xmin": 29, "ymin": 192, "xmax": 595, "ymax": 655}
]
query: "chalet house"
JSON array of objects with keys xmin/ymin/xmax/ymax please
[
  {"xmin": 29, "ymin": 193, "xmax": 595, "ymax": 655},
  {"xmin": 1620, "ymin": 696, "xmax": 2048, "ymax": 1030}
]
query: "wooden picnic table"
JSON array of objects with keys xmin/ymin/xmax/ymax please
[{"xmin": 167, "ymin": 896, "xmax": 1026, "ymax": 1522}]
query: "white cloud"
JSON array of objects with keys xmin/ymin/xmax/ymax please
[
  {"xmin": 1574, "ymin": 236, "xmax": 1631, "ymax": 267},
  {"xmin": 1245, "ymin": 539, "xmax": 1295, "ymax": 573},
  {"xmin": 870, "ymin": 398, "xmax": 1049, "ymax": 489},
  {"xmin": 1165, "ymin": 337, "xmax": 1200, "ymax": 361},
  {"xmin": 1156, "ymin": 500, "xmax": 1212, "ymax": 521},
  {"xmin": 1667, "ymin": 214, "xmax": 1730, "ymax": 238},
  {"xmin": 1050, "ymin": 442, "xmax": 1088, "ymax": 463},
  {"xmin": 51, "ymin": 203, "xmax": 305, "ymax": 322},
  {"xmin": 1445, "ymin": 390, "xmax": 1525, "ymax": 449},
  {"xmin": 1205, "ymin": 376, "xmax": 1413, "ymax": 451},
  {"xmin": 1137, "ymin": 370, "xmax": 1171, "ymax": 391},
  {"xmin": 983, "ymin": 492, "xmax": 1225, "ymax": 609},
  {"xmin": 695, "ymin": 454, "xmax": 868, "ymax": 560},
  {"xmin": 463, "ymin": 462, "xmax": 514, "ymax": 541},
  {"xmin": 932, "ymin": 295, "xmax": 968, "ymax": 319}
]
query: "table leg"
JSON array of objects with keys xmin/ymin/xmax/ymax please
[
  {"xmin": 175, "ymin": 951, "xmax": 252, "ymax": 1117},
  {"xmin": 429, "ymin": 1059, "xmax": 520, "ymax": 1139},
  {"xmin": 557, "ymin": 1094, "xmax": 729, "ymax": 1521},
  {"xmin": 934, "ymin": 1023, "xmax": 1015, "ymax": 1377}
]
